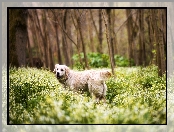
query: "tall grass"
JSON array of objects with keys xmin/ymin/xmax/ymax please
[{"xmin": 9, "ymin": 66, "xmax": 166, "ymax": 124}]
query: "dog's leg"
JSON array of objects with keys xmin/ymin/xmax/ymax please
[
  {"xmin": 95, "ymin": 97, "xmax": 100, "ymax": 104},
  {"xmin": 103, "ymin": 82, "xmax": 107, "ymax": 93},
  {"xmin": 88, "ymin": 81, "xmax": 94, "ymax": 98},
  {"xmin": 102, "ymin": 96, "xmax": 106, "ymax": 104},
  {"xmin": 99, "ymin": 82, "xmax": 107, "ymax": 104}
]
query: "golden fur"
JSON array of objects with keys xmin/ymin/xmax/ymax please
[{"xmin": 53, "ymin": 64, "xmax": 111, "ymax": 102}]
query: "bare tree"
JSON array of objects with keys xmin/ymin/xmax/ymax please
[
  {"xmin": 151, "ymin": 9, "xmax": 166, "ymax": 76},
  {"xmin": 34, "ymin": 9, "xmax": 48, "ymax": 68},
  {"xmin": 70, "ymin": 9, "xmax": 84, "ymax": 69},
  {"xmin": 138, "ymin": 9, "xmax": 146, "ymax": 66},
  {"xmin": 9, "ymin": 9, "xmax": 28, "ymax": 67},
  {"xmin": 102, "ymin": 9, "xmax": 115, "ymax": 76},
  {"xmin": 26, "ymin": 35, "xmax": 33, "ymax": 67},
  {"xmin": 50, "ymin": 9, "xmax": 62, "ymax": 64},
  {"xmin": 62, "ymin": 9, "xmax": 70, "ymax": 66},
  {"xmin": 158, "ymin": 9, "xmax": 166, "ymax": 76},
  {"xmin": 126, "ymin": 9, "xmax": 134, "ymax": 67},
  {"xmin": 88, "ymin": 12, "xmax": 95, "ymax": 52},
  {"xmin": 31, "ymin": 10, "xmax": 44, "ymax": 63},
  {"xmin": 107, "ymin": 9, "xmax": 115, "ymax": 67},
  {"xmin": 98, "ymin": 9, "xmax": 103, "ymax": 53},
  {"xmin": 74, "ymin": 9, "xmax": 89, "ymax": 69},
  {"xmin": 112, "ymin": 10, "xmax": 118, "ymax": 55},
  {"xmin": 66, "ymin": 10, "xmax": 74, "ymax": 67},
  {"xmin": 146, "ymin": 9, "xmax": 154, "ymax": 65},
  {"xmin": 90, "ymin": 9, "xmax": 102, "ymax": 53}
]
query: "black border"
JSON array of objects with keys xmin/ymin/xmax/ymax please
[{"xmin": 7, "ymin": 6, "xmax": 167, "ymax": 125}]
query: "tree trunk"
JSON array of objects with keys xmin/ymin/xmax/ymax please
[
  {"xmin": 147, "ymin": 10, "xmax": 154, "ymax": 65},
  {"xmin": 162, "ymin": 9, "xmax": 166, "ymax": 52},
  {"xmin": 70, "ymin": 9, "xmax": 84, "ymax": 69},
  {"xmin": 53, "ymin": 11, "xmax": 62, "ymax": 64},
  {"xmin": 26, "ymin": 35, "xmax": 33, "ymax": 66},
  {"xmin": 150, "ymin": 9, "xmax": 157, "ymax": 65},
  {"xmin": 158, "ymin": 9, "xmax": 166, "ymax": 76},
  {"xmin": 42, "ymin": 10, "xmax": 49, "ymax": 68},
  {"xmin": 112, "ymin": 10, "xmax": 118, "ymax": 55},
  {"xmin": 90, "ymin": 10, "xmax": 101, "ymax": 53},
  {"xmin": 44, "ymin": 11, "xmax": 54, "ymax": 70},
  {"xmin": 88, "ymin": 14, "xmax": 94, "ymax": 52},
  {"xmin": 62, "ymin": 10, "xmax": 70, "ymax": 66},
  {"xmin": 66, "ymin": 10, "xmax": 73, "ymax": 67},
  {"xmin": 138, "ymin": 9, "xmax": 146, "ymax": 66},
  {"xmin": 102, "ymin": 9, "xmax": 115, "ymax": 76},
  {"xmin": 152, "ymin": 9, "xmax": 159, "ymax": 67},
  {"xmin": 35, "ymin": 9, "xmax": 48, "ymax": 68},
  {"xmin": 33, "ymin": 16, "xmax": 44, "ymax": 64},
  {"xmin": 126, "ymin": 9, "xmax": 134, "ymax": 67},
  {"xmin": 15, "ymin": 27, "xmax": 27, "ymax": 67},
  {"xmin": 99, "ymin": 9, "xmax": 103, "ymax": 53},
  {"xmin": 9, "ymin": 9, "xmax": 28, "ymax": 67},
  {"xmin": 151, "ymin": 9, "xmax": 166, "ymax": 77},
  {"xmin": 107, "ymin": 9, "xmax": 115, "ymax": 67},
  {"xmin": 75, "ymin": 10, "xmax": 89, "ymax": 69}
]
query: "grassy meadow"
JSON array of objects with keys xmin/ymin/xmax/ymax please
[{"xmin": 8, "ymin": 66, "xmax": 166, "ymax": 124}]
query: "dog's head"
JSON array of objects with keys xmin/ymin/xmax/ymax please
[{"xmin": 53, "ymin": 64, "xmax": 70, "ymax": 79}]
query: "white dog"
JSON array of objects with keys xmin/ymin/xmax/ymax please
[{"xmin": 53, "ymin": 64, "xmax": 111, "ymax": 103}]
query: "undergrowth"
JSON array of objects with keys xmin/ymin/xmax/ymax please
[{"xmin": 9, "ymin": 66, "xmax": 166, "ymax": 124}]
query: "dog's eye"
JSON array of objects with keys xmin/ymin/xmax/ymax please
[
  {"xmin": 57, "ymin": 68, "xmax": 59, "ymax": 70},
  {"xmin": 61, "ymin": 69, "xmax": 64, "ymax": 71}
]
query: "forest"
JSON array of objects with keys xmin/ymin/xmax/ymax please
[
  {"xmin": 8, "ymin": 8, "xmax": 167, "ymax": 124},
  {"xmin": 9, "ymin": 8, "xmax": 166, "ymax": 76}
]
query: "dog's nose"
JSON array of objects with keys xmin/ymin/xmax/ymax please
[{"xmin": 56, "ymin": 72, "xmax": 60, "ymax": 78}]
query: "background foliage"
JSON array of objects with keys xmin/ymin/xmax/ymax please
[{"xmin": 72, "ymin": 53, "xmax": 134, "ymax": 70}]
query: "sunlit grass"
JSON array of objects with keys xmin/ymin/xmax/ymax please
[{"xmin": 9, "ymin": 66, "xmax": 166, "ymax": 124}]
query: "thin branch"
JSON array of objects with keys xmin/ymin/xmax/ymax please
[
  {"xmin": 49, "ymin": 9, "xmax": 78, "ymax": 48},
  {"xmin": 70, "ymin": 9, "xmax": 77, "ymax": 30},
  {"xmin": 90, "ymin": 10, "xmax": 99, "ymax": 41},
  {"xmin": 115, "ymin": 9, "xmax": 138, "ymax": 35}
]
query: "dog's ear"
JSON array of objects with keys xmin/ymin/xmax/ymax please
[
  {"xmin": 64, "ymin": 65, "xmax": 70, "ymax": 78},
  {"xmin": 53, "ymin": 64, "xmax": 59, "ymax": 72}
]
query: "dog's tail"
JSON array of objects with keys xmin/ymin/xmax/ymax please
[{"xmin": 100, "ymin": 70, "xmax": 112, "ymax": 80}]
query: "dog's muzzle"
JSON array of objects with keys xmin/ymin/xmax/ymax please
[
  {"xmin": 56, "ymin": 72, "xmax": 60, "ymax": 78},
  {"xmin": 56, "ymin": 72, "xmax": 62, "ymax": 79}
]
